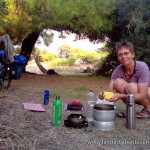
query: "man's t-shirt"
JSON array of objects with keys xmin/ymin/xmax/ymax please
[{"xmin": 111, "ymin": 61, "xmax": 150, "ymax": 87}]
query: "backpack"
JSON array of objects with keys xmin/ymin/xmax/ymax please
[
  {"xmin": 14, "ymin": 54, "xmax": 27, "ymax": 65},
  {"xmin": 0, "ymin": 50, "xmax": 5, "ymax": 63},
  {"xmin": 11, "ymin": 55, "xmax": 27, "ymax": 80},
  {"xmin": 0, "ymin": 50, "xmax": 5, "ymax": 58},
  {"xmin": 11, "ymin": 63, "xmax": 24, "ymax": 80}
]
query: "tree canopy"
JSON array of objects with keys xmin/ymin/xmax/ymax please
[
  {"xmin": 0, "ymin": 0, "xmax": 149, "ymax": 75},
  {"xmin": 116, "ymin": 0, "xmax": 150, "ymax": 63},
  {"xmin": 98, "ymin": 0, "xmax": 150, "ymax": 76},
  {"xmin": 0, "ymin": 0, "xmax": 116, "ymax": 43}
]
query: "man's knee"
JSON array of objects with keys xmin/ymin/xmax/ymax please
[
  {"xmin": 147, "ymin": 87, "xmax": 150, "ymax": 101},
  {"xmin": 113, "ymin": 78, "xmax": 128, "ymax": 93},
  {"xmin": 125, "ymin": 83, "xmax": 138, "ymax": 94},
  {"xmin": 114, "ymin": 78, "xmax": 127, "ymax": 87}
]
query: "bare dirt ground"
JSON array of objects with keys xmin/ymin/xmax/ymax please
[
  {"xmin": 0, "ymin": 73, "xmax": 150, "ymax": 150},
  {"xmin": 26, "ymin": 61, "xmax": 95, "ymax": 75}
]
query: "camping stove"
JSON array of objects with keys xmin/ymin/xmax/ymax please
[{"xmin": 91, "ymin": 104, "xmax": 116, "ymax": 131}]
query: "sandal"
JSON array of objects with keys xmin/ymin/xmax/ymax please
[
  {"xmin": 136, "ymin": 108, "xmax": 150, "ymax": 119},
  {"xmin": 117, "ymin": 111, "xmax": 126, "ymax": 118}
]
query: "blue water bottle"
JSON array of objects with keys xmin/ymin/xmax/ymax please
[{"xmin": 44, "ymin": 89, "xmax": 50, "ymax": 105}]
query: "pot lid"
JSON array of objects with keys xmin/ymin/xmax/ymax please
[{"xmin": 94, "ymin": 104, "xmax": 115, "ymax": 110}]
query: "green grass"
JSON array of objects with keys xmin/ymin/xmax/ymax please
[{"xmin": 73, "ymin": 86, "xmax": 88, "ymax": 91}]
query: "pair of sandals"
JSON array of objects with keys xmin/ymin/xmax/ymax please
[{"xmin": 117, "ymin": 108, "xmax": 150, "ymax": 119}]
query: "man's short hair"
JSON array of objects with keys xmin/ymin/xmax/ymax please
[{"xmin": 116, "ymin": 41, "xmax": 134, "ymax": 53}]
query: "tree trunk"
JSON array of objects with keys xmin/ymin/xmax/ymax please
[
  {"xmin": 20, "ymin": 32, "xmax": 39, "ymax": 72},
  {"xmin": 34, "ymin": 55, "xmax": 59, "ymax": 75},
  {"xmin": 20, "ymin": 31, "xmax": 58, "ymax": 75},
  {"xmin": 34, "ymin": 55, "xmax": 48, "ymax": 74},
  {"xmin": 20, "ymin": 32, "xmax": 39, "ymax": 61}
]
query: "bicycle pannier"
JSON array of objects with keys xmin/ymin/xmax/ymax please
[{"xmin": 11, "ymin": 55, "xmax": 27, "ymax": 80}]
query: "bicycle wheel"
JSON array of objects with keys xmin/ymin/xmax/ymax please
[
  {"xmin": 0, "ymin": 78, "xmax": 3, "ymax": 90},
  {"xmin": 3, "ymin": 77, "xmax": 11, "ymax": 89},
  {"xmin": 3, "ymin": 69, "xmax": 11, "ymax": 89},
  {"xmin": 1, "ymin": 65, "xmax": 12, "ymax": 90}
]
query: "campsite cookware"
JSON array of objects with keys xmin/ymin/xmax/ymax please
[
  {"xmin": 67, "ymin": 114, "xmax": 86, "ymax": 124},
  {"xmin": 94, "ymin": 103, "xmax": 115, "ymax": 110},
  {"xmin": 64, "ymin": 114, "xmax": 88, "ymax": 128},
  {"xmin": 92, "ymin": 104, "xmax": 116, "ymax": 131},
  {"xmin": 93, "ymin": 106, "xmax": 116, "ymax": 122}
]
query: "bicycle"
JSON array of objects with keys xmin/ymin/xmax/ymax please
[
  {"xmin": 0, "ymin": 39, "xmax": 26, "ymax": 90},
  {"xmin": 0, "ymin": 53, "xmax": 12, "ymax": 90}
]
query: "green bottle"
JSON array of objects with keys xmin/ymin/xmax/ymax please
[{"xmin": 52, "ymin": 96, "xmax": 62, "ymax": 126}]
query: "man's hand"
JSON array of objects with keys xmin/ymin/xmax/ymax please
[
  {"xmin": 98, "ymin": 91, "xmax": 104, "ymax": 100},
  {"xmin": 110, "ymin": 93, "xmax": 122, "ymax": 102}
]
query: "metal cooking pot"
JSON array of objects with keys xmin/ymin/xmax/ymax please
[
  {"xmin": 92, "ymin": 104, "xmax": 116, "ymax": 131},
  {"xmin": 93, "ymin": 104, "xmax": 116, "ymax": 122},
  {"xmin": 91, "ymin": 120, "xmax": 115, "ymax": 131},
  {"xmin": 67, "ymin": 114, "xmax": 86, "ymax": 125},
  {"xmin": 93, "ymin": 109, "xmax": 116, "ymax": 122},
  {"xmin": 94, "ymin": 104, "xmax": 115, "ymax": 110}
]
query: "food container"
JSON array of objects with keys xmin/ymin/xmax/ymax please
[{"xmin": 92, "ymin": 104, "xmax": 116, "ymax": 131}]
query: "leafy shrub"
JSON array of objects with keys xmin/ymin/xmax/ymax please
[
  {"xmin": 96, "ymin": 52, "xmax": 119, "ymax": 77},
  {"xmin": 61, "ymin": 59, "xmax": 76, "ymax": 66},
  {"xmin": 39, "ymin": 53, "xmax": 56, "ymax": 62},
  {"xmin": 48, "ymin": 58, "xmax": 62, "ymax": 68},
  {"xmin": 97, "ymin": 0, "xmax": 150, "ymax": 77}
]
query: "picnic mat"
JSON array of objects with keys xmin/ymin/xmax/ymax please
[{"xmin": 23, "ymin": 103, "xmax": 46, "ymax": 112}]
